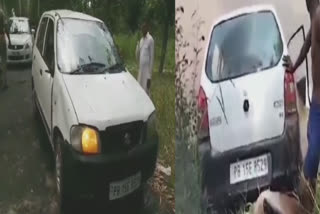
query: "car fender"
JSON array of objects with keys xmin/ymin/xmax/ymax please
[{"xmin": 52, "ymin": 71, "xmax": 78, "ymax": 150}]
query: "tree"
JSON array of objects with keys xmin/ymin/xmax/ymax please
[
  {"xmin": 124, "ymin": 0, "xmax": 145, "ymax": 33},
  {"xmin": 145, "ymin": 0, "xmax": 174, "ymax": 74},
  {"xmin": 159, "ymin": 0, "xmax": 174, "ymax": 74}
]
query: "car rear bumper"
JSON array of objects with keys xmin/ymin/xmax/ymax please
[
  {"xmin": 61, "ymin": 139, "xmax": 158, "ymax": 200},
  {"xmin": 200, "ymin": 114, "xmax": 301, "ymax": 208}
]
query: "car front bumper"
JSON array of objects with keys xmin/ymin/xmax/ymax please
[
  {"xmin": 7, "ymin": 48, "xmax": 32, "ymax": 64},
  {"xmin": 200, "ymin": 114, "xmax": 301, "ymax": 208},
  {"xmin": 61, "ymin": 138, "xmax": 158, "ymax": 200}
]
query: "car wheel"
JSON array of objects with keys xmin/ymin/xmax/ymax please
[
  {"xmin": 32, "ymin": 82, "xmax": 40, "ymax": 120},
  {"xmin": 289, "ymin": 171, "xmax": 301, "ymax": 194},
  {"xmin": 201, "ymin": 187, "xmax": 215, "ymax": 214},
  {"xmin": 55, "ymin": 136, "xmax": 69, "ymax": 212}
]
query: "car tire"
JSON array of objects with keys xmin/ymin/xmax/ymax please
[
  {"xmin": 55, "ymin": 136, "xmax": 69, "ymax": 212},
  {"xmin": 32, "ymin": 83, "xmax": 40, "ymax": 121},
  {"xmin": 289, "ymin": 171, "xmax": 301, "ymax": 194}
]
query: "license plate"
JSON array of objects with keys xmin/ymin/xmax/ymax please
[
  {"xmin": 230, "ymin": 154, "xmax": 268, "ymax": 184},
  {"xmin": 109, "ymin": 172, "xmax": 141, "ymax": 200},
  {"xmin": 12, "ymin": 52, "xmax": 20, "ymax": 56}
]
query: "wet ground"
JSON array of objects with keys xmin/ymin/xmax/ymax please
[{"xmin": 0, "ymin": 65, "xmax": 170, "ymax": 214}]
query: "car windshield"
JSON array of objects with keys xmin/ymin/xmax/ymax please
[
  {"xmin": 9, "ymin": 18, "xmax": 30, "ymax": 34},
  {"xmin": 57, "ymin": 18, "xmax": 123, "ymax": 74},
  {"xmin": 205, "ymin": 11, "xmax": 283, "ymax": 82}
]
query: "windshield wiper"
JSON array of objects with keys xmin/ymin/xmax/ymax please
[
  {"xmin": 69, "ymin": 67, "xmax": 83, "ymax": 74},
  {"xmin": 103, "ymin": 63, "xmax": 124, "ymax": 73},
  {"xmin": 69, "ymin": 62, "xmax": 106, "ymax": 74}
]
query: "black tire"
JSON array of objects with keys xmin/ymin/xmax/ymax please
[
  {"xmin": 131, "ymin": 187, "xmax": 144, "ymax": 213},
  {"xmin": 32, "ymin": 81, "xmax": 40, "ymax": 121},
  {"xmin": 55, "ymin": 136, "xmax": 69, "ymax": 213},
  {"xmin": 289, "ymin": 171, "xmax": 301, "ymax": 194}
]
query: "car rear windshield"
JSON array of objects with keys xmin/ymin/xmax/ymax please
[
  {"xmin": 57, "ymin": 18, "xmax": 123, "ymax": 74},
  {"xmin": 205, "ymin": 11, "xmax": 283, "ymax": 82}
]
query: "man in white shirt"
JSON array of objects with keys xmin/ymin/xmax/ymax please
[
  {"xmin": 0, "ymin": 8, "xmax": 11, "ymax": 91},
  {"xmin": 136, "ymin": 23, "xmax": 154, "ymax": 95}
]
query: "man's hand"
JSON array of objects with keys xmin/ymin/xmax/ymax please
[{"xmin": 282, "ymin": 55, "xmax": 294, "ymax": 73}]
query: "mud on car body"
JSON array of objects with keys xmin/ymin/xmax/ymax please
[
  {"xmin": 197, "ymin": 5, "xmax": 302, "ymax": 210},
  {"xmin": 31, "ymin": 10, "xmax": 158, "ymax": 210}
]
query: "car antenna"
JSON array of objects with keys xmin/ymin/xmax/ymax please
[{"xmin": 55, "ymin": 12, "xmax": 64, "ymax": 25}]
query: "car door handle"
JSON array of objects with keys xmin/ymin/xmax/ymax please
[{"xmin": 40, "ymin": 69, "xmax": 42, "ymax": 75}]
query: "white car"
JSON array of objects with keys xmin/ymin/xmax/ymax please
[
  {"xmin": 7, "ymin": 17, "xmax": 33, "ymax": 64},
  {"xmin": 198, "ymin": 5, "xmax": 301, "ymax": 210},
  {"xmin": 32, "ymin": 10, "xmax": 158, "ymax": 210}
]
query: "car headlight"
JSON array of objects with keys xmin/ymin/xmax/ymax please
[
  {"xmin": 70, "ymin": 125, "xmax": 101, "ymax": 154},
  {"xmin": 144, "ymin": 112, "xmax": 158, "ymax": 143},
  {"xmin": 25, "ymin": 43, "xmax": 30, "ymax": 49}
]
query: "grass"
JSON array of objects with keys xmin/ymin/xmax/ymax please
[
  {"xmin": 114, "ymin": 33, "xmax": 175, "ymax": 187},
  {"xmin": 114, "ymin": 31, "xmax": 175, "ymax": 72}
]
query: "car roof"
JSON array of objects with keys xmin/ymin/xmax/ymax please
[
  {"xmin": 212, "ymin": 4, "xmax": 278, "ymax": 28},
  {"xmin": 43, "ymin": 10, "xmax": 102, "ymax": 22},
  {"xmin": 9, "ymin": 17, "xmax": 29, "ymax": 20}
]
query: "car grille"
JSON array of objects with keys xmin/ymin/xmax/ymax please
[
  {"xmin": 8, "ymin": 56, "xmax": 24, "ymax": 60},
  {"xmin": 99, "ymin": 121, "xmax": 145, "ymax": 154},
  {"xmin": 8, "ymin": 45, "xmax": 24, "ymax": 50}
]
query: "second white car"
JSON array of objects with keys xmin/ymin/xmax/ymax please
[{"xmin": 7, "ymin": 17, "xmax": 33, "ymax": 64}]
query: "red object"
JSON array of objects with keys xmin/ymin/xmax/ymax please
[
  {"xmin": 198, "ymin": 86, "xmax": 209, "ymax": 138},
  {"xmin": 284, "ymin": 71, "xmax": 297, "ymax": 115}
]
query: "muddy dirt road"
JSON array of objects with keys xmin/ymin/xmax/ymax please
[{"xmin": 0, "ymin": 65, "xmax": 169, "ymax": 214}]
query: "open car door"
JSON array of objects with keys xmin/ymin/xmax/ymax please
[{"xmin": 287, "ymin": 25, "xmax": 312, "ymax": 107}]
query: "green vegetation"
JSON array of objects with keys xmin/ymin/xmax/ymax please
[
  {"xmin": 115, "ymin": 31, "xmax": 175, "ymax": 73},
  {"xmin": 123, "ymin": 54, "xmax": 175, "ymax": 187},
  {"xmin": 1, "ymin": 0, "xmax": 174, "ymax": 74}
]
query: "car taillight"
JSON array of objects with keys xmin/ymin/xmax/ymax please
[
  {"xmin": 284, "ymin": 72, "xmax": 297, "ymax": 115},
  {"xmin": 198, "ymin": 86, "xmax": 209, "ymax": 139}
]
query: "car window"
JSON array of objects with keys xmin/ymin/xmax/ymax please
[
  {"xmin": 57, "ymin": 18, "xmax": 122, "ymax": 74},
  {"xmin": 36, "ymin": 17, "xmax": 48, "ymax": 55},
  {"xmin": 205, "ymin": 11, "xmax": 283, "ymax": 82},
  {"xmin": 43, "ymin": 19, "xmax": 54, "ymax": 71},
  {"xmin": 9, "ymin": 18, "xmax": 30, "ymax": 34}
]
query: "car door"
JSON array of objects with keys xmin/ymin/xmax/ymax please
[
  {"xmin": 287, "ymin": 25, "xmax": 311, "ymax": 107},
  {"xmin": 38, "ymin": 17, "xmax": 55, "ymax": 132},
  {"xmin": 33, "ymin": 16, "xmax": 48, "ymax": 110}
]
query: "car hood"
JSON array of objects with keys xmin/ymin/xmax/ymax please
[
  {"xmin": 9, "ymin": 34, "xmax": 31, "ymax": 45},
  {"xmin": 62, "ymin": 71, "xmax": 155, "ymax": 130}
]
